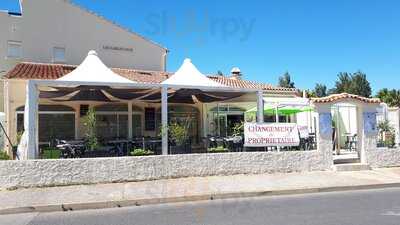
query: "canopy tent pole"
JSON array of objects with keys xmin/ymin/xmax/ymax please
[
  {"xmin": 74, "ymin": 106, "xmax": 79, "ymax": 140},
  {"xmin": 161, "ymin": 85, "xmax": 168, "ymax": 155},
  {"xmin": 275, "ymin": 104, "xmax": 281, "ymax": 152},
  {"xmin": 128, "ymin": 101, "xmax": 133, "ymax": 140},
  {"xmin": 217, "ymin": 103, "xmax": 220, "ymax": 136},
  {"xmin": 257, "ymin": 91, "xmax": 264, "ymax": 123},
  {"xmin": 18, "ymin": 80, "xmax": 39, "ymax": 159}
]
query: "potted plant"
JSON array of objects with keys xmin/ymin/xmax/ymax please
[
  {"xmin": 168, "ymin": 121, "xmax": 191, "ymax": 154},
  {"xmin": 83, "ymin": 107, "xmax": 99, "ymax": 151}
]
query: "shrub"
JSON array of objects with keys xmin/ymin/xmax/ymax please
[
  {"xmin": 168, "ymin": 122, "xmax": 189, "ymax": 146},
  {"xmin": 42, "ymin": 148, "xmax": 61, "ymax": 159},
  {"xmin": 378, "ymin": 120, "xmax": 396, "ymax": 148},
  {"xmin": 130, "ymin": 148, "xmax": 154, "ymax": 156},
  {"xmin": 207, "ymin": 146, "xmax": 229, "ymax": 153},
  {"xmin": 0, "ymin": 151, "xmax": 11, "ymax": 160}
]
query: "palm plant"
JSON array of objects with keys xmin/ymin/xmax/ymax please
[{"xmin": 377, "ymin": 120, "xmax": 395, "ymax": 148}]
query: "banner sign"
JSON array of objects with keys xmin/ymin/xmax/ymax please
[
  {"xmin": 319, "ymin": 113, "xmax": 332, "ymax": 137},
  {"xmin": 244, "ymin": 123, "xmax": 300, "ymax": 147},
  {"xmin": 363, "ymin": 112, "xmax": 377, "ymax": 135}
]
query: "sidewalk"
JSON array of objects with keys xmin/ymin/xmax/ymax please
[{"xmin": 2, "ymin": 168, "xmax": 400, "ymax": 215}]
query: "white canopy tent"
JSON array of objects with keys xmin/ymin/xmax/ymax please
[
  {"xmin": 162, "ymin": 58, "xmax": 225, "ymax": 88},
  {"xmin": 18, "ymin": 52, "xmax": 264, "ymax": 159},
  {"xmin": 57, "ymin": 50, "xmax": 136, "ymax": 84}
]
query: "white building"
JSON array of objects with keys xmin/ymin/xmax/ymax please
[{"xmin": 0, "ymin": 0, "xmax": 168, "ymax": 111}]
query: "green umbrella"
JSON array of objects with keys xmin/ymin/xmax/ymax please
[{"xmin": 245, "ymin": 105, "xmax": 313, "ymax": 116}]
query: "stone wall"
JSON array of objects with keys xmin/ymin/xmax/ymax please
[
  {"xmin": 0, "ymin": 151, "xmax": 331, "ymax": 189},
  {"xmin": 366, "ymin": 148, "xmax": 400, "ymax": 168}
]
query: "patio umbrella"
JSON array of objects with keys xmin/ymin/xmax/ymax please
[
  {"xmin": 40, "ymin": 86, "xmax": 153, "ymax": 102},
  {"xmin": 245, "ymin": 105, "xmax": 313, "ymax": 116}
]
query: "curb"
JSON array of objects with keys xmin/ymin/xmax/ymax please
[{"xmin": 1, "ymin": 182, "xmax": 400, "ymax": 215}]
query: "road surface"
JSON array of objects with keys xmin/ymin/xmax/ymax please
[{"xmin": 2, "ymin": 188, "xmax": 400, "ymax": 225}]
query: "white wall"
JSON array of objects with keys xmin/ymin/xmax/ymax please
[
  {"xmin": 388, "ymin": 108, "xmax": 400, "ymax": 145},
  {"xmin": 0, "ymin": 151, "xmax": 331, "ymax": 189}
]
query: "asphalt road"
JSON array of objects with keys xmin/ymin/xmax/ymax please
[{"xmin": 2, "ymin": 188, "xmax": 400, "ymax": 225}]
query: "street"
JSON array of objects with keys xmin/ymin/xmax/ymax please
[{"xmin": 2, "ymin": 188, "xmax": 400, "ymax": 225}]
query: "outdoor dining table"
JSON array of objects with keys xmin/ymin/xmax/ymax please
[
  {"xmin": 343, "ymin": 133, "xmax": 357, "ymax": 151},
  {"xmin": 56, "ymin": 141, "xmax": 85, "ymax": 158}
]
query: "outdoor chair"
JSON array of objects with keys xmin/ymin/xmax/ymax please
[
  {"xmin": 231, "ymin": 136, "xmax": 243, "ymax": 152},
  {"xmin": 349, "ymin": 134, "xmax": 357, "ymax": 151},
  {"xmin": 208, "ymin": 137, "xmax": 218, "ymax": 148},
  {"xmin": 225, "ymin": 138, "xmax": 234, "ymax": 152}
]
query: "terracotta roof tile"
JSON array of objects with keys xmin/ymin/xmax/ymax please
[
  {"xmin": 311, "ymin": 93, "xmax": 381, "ymax": 104},
  {"xmin": 5, "ymin": 62, "xmax": 297, "ymax": 93}
]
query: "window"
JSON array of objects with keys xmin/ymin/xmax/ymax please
[
  {"xmin": 156, "ymin": 106, "xmax": 200, "ymax": 143},
  {"xmin": 53, "ymin": 47, "xmax": 65, "ymax": 62},
  {"xmin": 94, "ymin": 104, "xmax": 129, "ymax": 139},
  {"xmin": 145, "ymin": 108, "xmax": 156, "ymax": 131},
  {"xmin": 7, "ymin": 41, "xmax": 21, "ymax": 59},
  {"xmin": 16, "ymin": 105, "xmax": 75, "ymax": 142},
  {"xmin": 132, "ymin": 114, "xmax": 142, "ymax": 137}
]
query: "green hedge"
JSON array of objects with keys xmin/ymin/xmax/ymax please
[
  {"xmin": 130, "ymin": 148, "xmax": 154, "ymax": 156},
  {"xmin": 42, "ymin": 148, "xmax": 61, "ymax": 159},
  {"xmin": 207, "ymin": 146, "xmax": 229, "ymax": 153}
]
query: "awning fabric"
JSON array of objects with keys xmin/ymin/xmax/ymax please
[
  {"xmin": 161, "ymin": 58, "xmax": 225, "ymax": 88},
  {"xmin": 40, "ymin": 86, "xmax": 153, "ymax": 101},
  {"xmin": 141, "ymin": 89, "xmax": 243, "ymax": 104},
  {"xmin": 57, "ymin": 50, "xmax": 135, "ymax": 84}
]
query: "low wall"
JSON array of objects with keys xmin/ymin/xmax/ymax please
[
  {"xmin": 366, "ymin": 148, "xmax": 400, "ymax": 168},
  {"xmin": 0, "ymin": 151, "xmax": 331, "ymax": 189}
]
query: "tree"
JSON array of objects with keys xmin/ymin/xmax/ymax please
[
  {"xmin": 330, "ymin": 71, "xmax": 371, "ymax": 97},
  {"xmin": 305, "ymin": 90, "xmax": 316, "ymax": 98},
  {"xmin": 376, "ymin": 88, "xmax": 400, "ymax": 107},
  {"xmin": 349, "ymin": 71, "xmax": 372, "ymax": 97},
  {"xmin": 83, "ymin": 107, "xmax": 99, "ymax": 151},
  {"xmin": 217, "ymin": 70, "xmax": 224, "ymax": 76},
  {"xmin": 313, "ymin": 83, "xmax": 327, "ymax": 97},
  {"xmin": 278, "ymin": 72, "xmax": 295, "ymax": 88}
]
